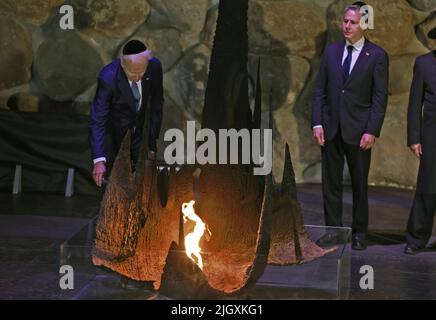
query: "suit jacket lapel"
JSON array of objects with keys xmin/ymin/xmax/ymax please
[
  {"xmin": 140, "ymin": 66, "xmax": 152, "ymax": 111},
  {"xmin": 116, "ymin": 61, "xmax": 137, "ymax": 113},
  {"xmin": 336, "ymin": 40, "xmax": 346, "ymax": 83},
  {"xmin": 344, "ymin": 39, "xmax": 371, "ymax": 87}
]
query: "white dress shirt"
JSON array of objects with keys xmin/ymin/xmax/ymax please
[
  {"xmin": 342, "ymin": 36, "xmax": 365, "ymax": 75},
  {"xmin": 128, "ymin": 79, "xmax": 143, "ymax": 110},
  {"xmin": 313, "ymin": 37, "xmax": 365, "ymax": 130},
  {"xmin": 93, "ymin": 80, "xmax": 143, "ymax": 164}
]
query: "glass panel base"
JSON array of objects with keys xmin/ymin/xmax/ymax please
[{"xmin": 59, "ymin": 220, "xmax": 351, "ymax": 300}]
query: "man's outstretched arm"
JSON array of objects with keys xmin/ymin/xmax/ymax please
[{"xmin": 89, "ymin": 77, "xmax": 113, "ymax": 186}]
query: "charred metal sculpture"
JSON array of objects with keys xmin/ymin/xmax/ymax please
[{"xmin": 92, "ymin": 0, "xmax": 334, "ymax": 297}]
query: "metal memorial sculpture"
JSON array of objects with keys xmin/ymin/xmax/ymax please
[{"xmin": 92, "ymin": 0, "xmax": 334, "ymax": 298}]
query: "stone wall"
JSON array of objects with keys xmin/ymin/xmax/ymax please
[{"xmin": 0, "ymin": 0, "xmax": 435, "ymax": 188}]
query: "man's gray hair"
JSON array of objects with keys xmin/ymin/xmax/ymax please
[
  {"xmin": 343, "ymin": 4, "xmax": 361, "ymax": 15},
  {"xmin": 121, "ymin": 49, "xmax": 151, "ymax": 63}
]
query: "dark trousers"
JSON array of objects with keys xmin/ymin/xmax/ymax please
[
  {"xmin": 406, "ymin": 193, "xmax": 436, "ymax": 248},
  {"xmin": 321, "ymin": 129, "xmax": 371, "ymax": 238}
]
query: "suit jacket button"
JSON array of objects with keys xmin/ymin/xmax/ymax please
[{"xmin": 341, "ymin": 90, "xmax": 345, "ymax": 93}]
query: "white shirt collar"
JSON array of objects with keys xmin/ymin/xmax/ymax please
[
  {"xmin": 346, "ymin": 36, "xmax": 365, "ymax": 52},
  {"xmin": 128, "ymin": 79, "xmax": 142, "ymax": 86}
]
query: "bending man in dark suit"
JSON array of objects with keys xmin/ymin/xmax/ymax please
[
  {"xmin": 404, "ymin": 27, "xmax": 436, "ymax": 255},
  {"xmin": 89, "ymin": 40, "xmax": 164, "ymax": 187},
  {"xmin": 312, "ymin": 3, "xmax": 388, "ymax": 250}
]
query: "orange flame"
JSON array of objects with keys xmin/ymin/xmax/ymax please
[{"xmin": 182, "ymin": 200, "xmax": 211, "ymax": 270}]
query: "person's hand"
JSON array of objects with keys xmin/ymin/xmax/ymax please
[
  {"xmin": 148, "ymin": 150, "xmax": 156, "ymax": 161},
  {"xmin": 409, "ymin": 144, "xmax": 422, "ymax": 158},
  {"xmin": 313, "ymin": 127, "xmax": 325, "ymax": 146},
  {"xmin": 92, "ymin": 161, "xmax": 106, "ymax": 187},
  {"xmin": 360, "ymin": 133, "xmax": 376, "ymax": 150}
]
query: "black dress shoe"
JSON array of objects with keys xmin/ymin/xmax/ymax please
[
  {"xmin": 404, "ymin": 244, "xmax": 422, "ymax": 255},
  {"xmin": 351, "ymin": 238, "xmax": 367, "ymax": 250},
  {"xmin": 316, "ymin": 232, "xmax": 342, "ymax": 247}
]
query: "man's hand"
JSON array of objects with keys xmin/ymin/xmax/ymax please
[
  {"xmin": 313, "ymin": 127, "xmax": 325, "ymax": 147},
  {"xmin": 360, "ymin": 133, "xmax": 376, "ymax": 150},
  {"xmin": 93, "ymin": 161, "xmax": 106, "ymax": 187},
  {"xmin": 409, "ymin": 144, "xmax": 422, "ymax": 158}
]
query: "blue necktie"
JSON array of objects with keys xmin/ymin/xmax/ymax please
[
  {"xmin": 342, "ymin": 45, "xmax": 354, "ymax": 83},
  {"xmin": 131, "ymin": 81, "xmax": 141, "ymax": 112}
]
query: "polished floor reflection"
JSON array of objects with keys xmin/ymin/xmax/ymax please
[{"xmin": 0, "ymin": 184, "xmax": 435, "ymax": 299}]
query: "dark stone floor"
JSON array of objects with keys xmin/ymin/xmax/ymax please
[
  {"xmin": 298, "ymin": 184, "xmax": 436, "ymax": 300},
  {"xmin": 0, "ymin": 184, "xmax": 435, "ymax": 300}
]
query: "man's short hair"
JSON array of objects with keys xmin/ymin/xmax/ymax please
[
  {"xmin": 343, "ymin": 3, "xmax": 364, "ymax": 15},
  {"xmin": 122, "ymin": 40, "xmax": 147, "ymax": 55},
  {"xmin": 352, "ymin": 1, "xmax": 367, "ymax": 8},
  {"xmin": 428, "ymin": 27, "xmax": 436, "ymax": 39}
]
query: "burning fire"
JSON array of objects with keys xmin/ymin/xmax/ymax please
[{"xmin": 182, "ymin": 200, "xmax": 211, "ymax": 270}]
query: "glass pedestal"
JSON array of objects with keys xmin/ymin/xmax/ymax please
[{"xmin": 57, "ymin": 219, "xmax": 351, "ymax": 300}]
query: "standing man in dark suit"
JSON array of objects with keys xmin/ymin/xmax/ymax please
[
  {"xmin": 404, "ymin": 27, "xmax": 436, "ymax": 255},
  {"xmin": 89, "ymin": 40, "xmax": 164, "ymax": 187},
  {"xmin": 312, "ymin": 3, "xmax": 389, "ymax": 250}
]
